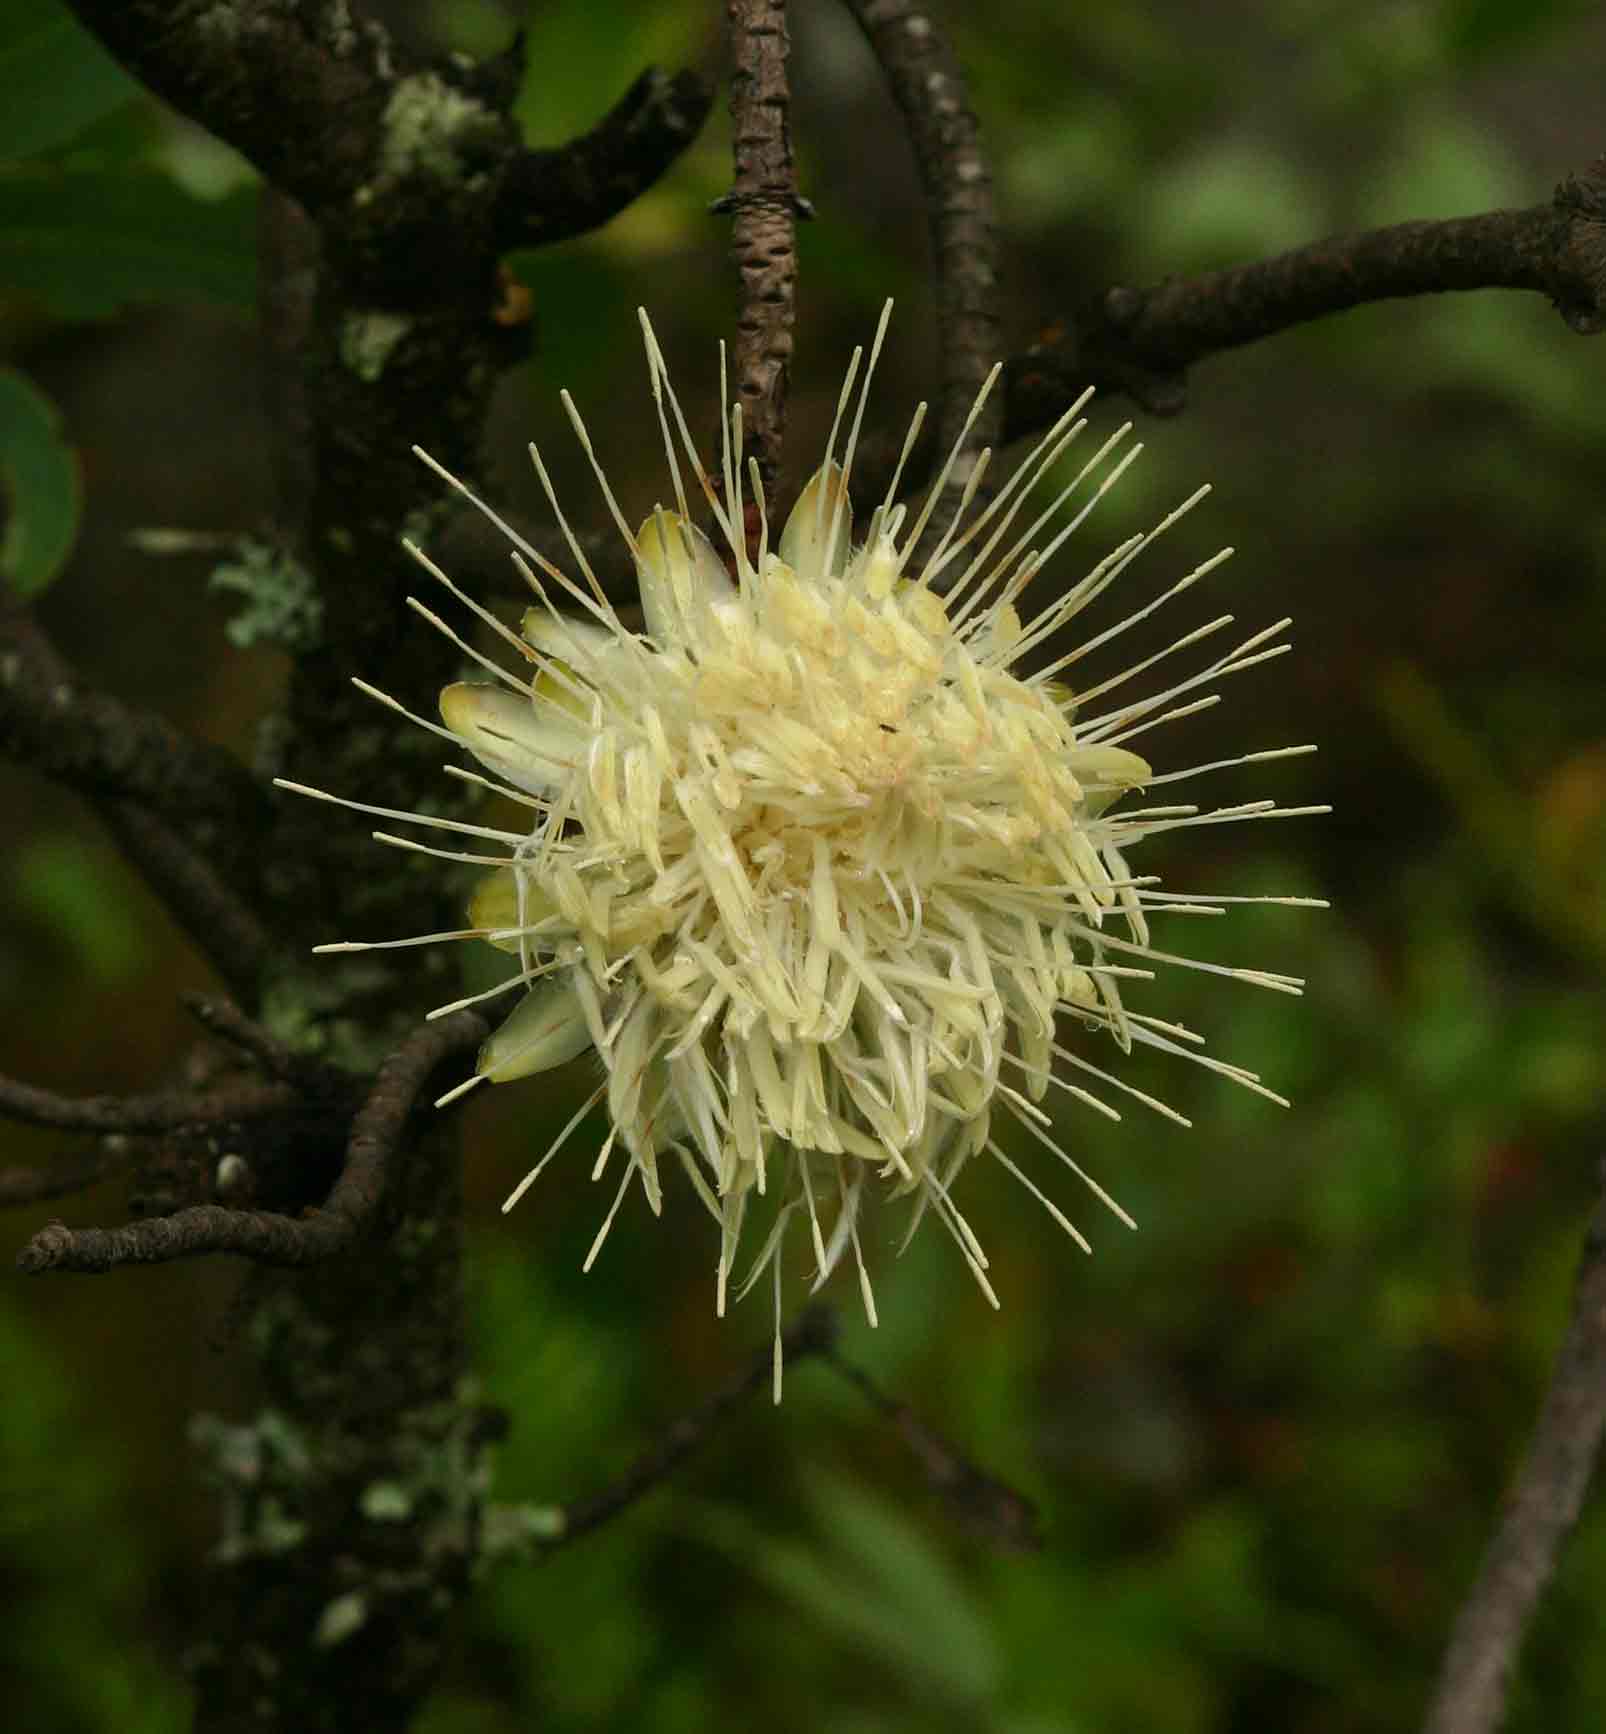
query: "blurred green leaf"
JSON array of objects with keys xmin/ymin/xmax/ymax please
[
  {"xmin": 510, "ymin": 0, "xmax": 704, "ymax": 145},
  {"xmin": 0, "ymin": 168, "xmax": 258, "ymax": 316},
  {"xmin": 1361, "ymin": 110, "xmax": 1527, "ymax": 226},
  {"xmin": 1438, "ymin": 0, "xmax": 1594, "ymax": 62},
  {"xmin": 0, "ymin": 368, "xmax": 82, "ymax": 597},
  {"xmin": 0, "ymin": 0, "xmax": 140, "ymax": 161},
  {"xmin": 0, "ymin": 1295, "xmax": 189, "ymax": 1732},
  {"xmin": 10, "ymin": 834, "xmax": 151, "ymax": 982},
  {"xmin": 1143, "ymin": 142, "xmax": 1325, "ymax": 268},
  {"xmin": 808, "ymin": 1471, "xmax": 1005, "ymax": 1697},
  {"xmin": 695, "ymin": 1475, "xmax": 1003, "ymax": 1713}
]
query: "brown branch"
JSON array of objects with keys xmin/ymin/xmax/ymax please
[
  {"xmin": 1422, "ymin": 1158, "xmax": 1606, "ymax": 1734},
  {"xmin": 0, "ymin": 1073, "xmax": 298, "ymax": 1137},
  {"xmin": 60, "ymin": 1, "xmax": 398, "ymax": 216},
  {"xmin": 182, "ymin": 995, "xmax": 325, "ymax": 1087},
  {"xmin": 258, "ymin": 188, "xmax": 322, "ymax": 542},
  {"xmin": 98, "ymin": 800, "xmax": 274, "ymax": 1002},
  {"xmin": 15, "ymin": 1011, "xmax": 484, "ymax": 1274},
  {"xmin": 64, "ymin": 2, "xmax": 709, "ymax": 302},
  {"xmin": 0, "ymin": 591, "xmax": 277, "ymax": 997},
  {"xmin": 721, "ymin": 0, "xmax": 802, "ymax": 488},
  {"xmin": 496, "ymin": 66, "xmax": 714, "ymax": 251},
  {"xmin": 823, "ymin": 1344, "xmax": 1041, "ymax": 1550},
  {"xmin": 0, "ymin": 1141, "xmax": 132, "ymax": 1209},
  {"xmin": 1010, "ymin": 160, "xmax": 1606, "ymax": 431},
  {"xmin": 844, "ymin": 0, "xmax": 1001, "ymax": 470},
  {"xmin": 0, "ymin": 589, "xmax": 265, "ymax": 835},
  {"xmin": 543, "ymin": 1305, "xmax": 840, "ymax": 1550},
  {"xmin": 532, "ymin": 1308, "xmax": 1037, "ymax": 1557}
]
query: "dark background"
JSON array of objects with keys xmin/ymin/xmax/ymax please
[{"xmin": 3, "ymin": 1, "xmax": 1604, "ymax": 1728}]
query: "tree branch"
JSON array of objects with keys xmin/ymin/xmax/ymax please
[
  {"xmin": 496, "ymin": 66, "xmax": 714, "ymax": 251},
  {"xmin": 1422, "ymin": 1157, "xmax": 1606, "ymax": 1734},
  {"xmin": 823, "ymin": 1343, "xmax": 1041, "ymax": 1550},
  {"xmin": 64, "ymin": 2, "xmax": 709, "ymax": 301},
  {"xmin": 182, "ymin": 994, "xmax": 327, "ymax": 1086},
  {"xmin": 60, "ymin": 1, "xmax": 398, "ymax": 213},
  {"xmin": 0, "ymin": 1073, "xmax": 298, "ymax": 1137},
  {"xmin": 0, "ymin": 588, "xmax": 266, "ymax": 836},
  {"xmin": 1, "ymin": 593, "xmax": 280, "ymax": 996},
  {"xmin": 97, "ymin": 800, "xmax": 275, "ymax": 1002},
  {"xmin": 1010, "ymin": 161, "xmax": 1606, "ymax": 430},
  {"xmin": 542, "ymin": 1305, "xmax": 840, "ymax": 1549},
  {"xmin": 15, "ymin": 1011, "xmax": 483, "ymax": 1274},
  {"xmin": 0, "ymin": 1141, "xmax": 131, "ymax": 1210},
  {"xmin": 844, "ymin": 0, "xmax": 1001, "ymax": 471},
  {"xmin": 721, "ymin": 0, "xmax": 802, "ymax": 488},
  {"xmin": 526, "ymin": 1307, "xmax": 1039, "ymax": 1558}
]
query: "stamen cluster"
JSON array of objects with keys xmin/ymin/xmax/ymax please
[{"xmin": 280, "ymin": 305, "xmax": 1322, "ymax": 1396}]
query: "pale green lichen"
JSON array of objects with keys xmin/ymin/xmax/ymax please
[
  {"xmin": 377, "ymin": 72, "xmax": 500, "ymax": 186},
  {"xmin": 209, "ymin": 539, "xmax": 323, "ymax": 651},
  {"xmin": 360, "ymin": 1482, "xmax": 414, "ymax": 1522},
  {"xmin": 339, "ymin": 310, "xmax": 412, "ymax": 383},
  {"xmin": 481, "ymin": 1501, "xmax": 566, "ymax": 1562},
  {"xmin": 258, "ymin": 965, "xmax": 398, "ymax": 1076},
  {"xmin": 315, "ymin": 1591, "xmax": 370, "ymax": 1648},
  {"xmin": 190, "ymin": 1410, "xmax": 313, "ymax": 1564}
]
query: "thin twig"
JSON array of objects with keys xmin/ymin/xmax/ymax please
[
  {"xmin": 0, "ymin": 1142, "xmax": 134, "ymax": 1209},
  {"xmin": 182, "ymin": 995, "xmax": 325, "ymax": 1087},
  {"xmin": 1422, "ymin": 1158, "xmax": 1606, "ymax": 1734},
  {"xmin": 848, "ymin": 160, "xmax": 1606, "ymax": 518},
  {"xmin": 544, "ymin": 1305, "xmax": 840, "ymax": 1549},
  {"xmin": 0, "ymin": 590, "xmax": 276, "ymax": 997},
  {"xmin": 721, "ymin": 0, "xmax": 802, "ymax": 488},
  {"xmin": 824, "ymin": 1345, "xmax": 1041, "ymax": 1550},
  {"xmin": 533, "ymin": 1309, "xmax": 1038, "ymax": 1556},
  {"xmin": 15, "ymin": 1011, "xmax": 485, "ymax": 1274},
  {"xmin": 258, "ymin": 187, "xmax": 321, "ymax": 542},
  {"xmin": 0, "ymin": 588, "xmax": 266, "ymax": 836},
  {"xmin": 98, "ymin": 800, "xmax": 275, "ymax": 1002},
  {"xmin": 0, "ymin": 1073, "xmax": 298, "ymax": 1137},
  {"xmin": 844, "ymin": 0, "xmax": 1001, "ymax": 471},
  {"xmin": 1008, "ymin": 162, "xmax": 1606, "ymax": 430}
]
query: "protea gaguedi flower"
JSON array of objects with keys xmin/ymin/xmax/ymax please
[{"xmin": 278, "ymin": 305, "xmax": 1323, "ymax": 1395}]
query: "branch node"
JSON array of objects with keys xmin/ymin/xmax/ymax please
[{"xmin": 13, "ymin": 1013, "xmax": 484, "ymax": 1275}]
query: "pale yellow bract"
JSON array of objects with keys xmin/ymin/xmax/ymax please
[{"xmin": 278, "ymin": 303, "xmax": 1325, "ymax": 1398}]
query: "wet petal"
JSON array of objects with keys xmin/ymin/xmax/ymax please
[
  {"xmin": 469, "ymin": 868, "xmax": 561, "ymax": 954},
  {"xmin": 477, "ymin": 976, "xmax": 593, "ymax": 1082},
  {"xmin": 1069, "ymin": 744, "xmax": 1152, "ymax": 816},
  {"xmin": 636, "ymin": 510, "xmax": 734, "ymax": 643},
  {"xmin": 521, "ymin": 609, "xmax": 616, "ymax": 669},
  {"xmin": 440, "ymin": 682, "xmax": 586, "ymax": 793},
  {"xmin": 778, "ymin": 461, "xmax": 851, "ymax": 580}
]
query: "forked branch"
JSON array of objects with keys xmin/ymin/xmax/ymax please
[
  {"xmin": 62, "ymin": 2, "xmax": 710, "ymax": 297},
  {"xmin": 15, "ymin": 1012, "xmax": 484, "ymax": 1274}
]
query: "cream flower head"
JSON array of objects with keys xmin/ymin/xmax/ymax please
[{"xmin": 280, "ymin": 304, "xmax": 1323, "ymax": 1397}]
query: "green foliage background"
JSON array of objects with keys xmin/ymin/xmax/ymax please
[{"xmin": 2, "ymin": 1, "xmax": 1604, "ymax": 1729}]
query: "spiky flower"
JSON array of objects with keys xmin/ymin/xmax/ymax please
[{"xmin": 279, "ymin": 305, "xmax": 1322, "ymax": 1396}]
